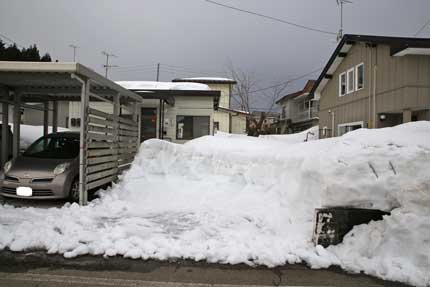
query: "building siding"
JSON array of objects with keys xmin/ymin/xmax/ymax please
[{"xmin": 319, "ymin": 42, "xmax": 430, "ymax": 138}]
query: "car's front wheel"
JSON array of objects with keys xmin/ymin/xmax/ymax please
[{"xmin": 68, "ymin": 178, "xmax": 79, "ymax": 202}]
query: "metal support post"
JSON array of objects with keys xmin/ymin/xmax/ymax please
[
  {"xmin": 73, "ymin": 74, "xmax": 90, "ymax": 206},
  {"xmin": 1, "ymin": 101, "xmax": 9, "ymax": 166},
  {"xmin": 12, "ymin": 92, "xmax": 21, "ymax": 158},
  {"xmin": 43, "ymin": 101, "xmax": 49, "ymax": 136},
  {"xmin": 52, "ymin": 101, "xmax": 58, "ymax": 133}
]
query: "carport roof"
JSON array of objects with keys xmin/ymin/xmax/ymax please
[{"xmin": 0, "ymin": 61, "xmax": 142, "ymax": 102}]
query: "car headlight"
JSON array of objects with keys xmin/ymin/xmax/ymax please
[
  {"xmin": 53, "ymin": 162, "xmax": 70, "ymax": 175},
  {"xmin": 4, "ymin": 161, "xmax": 12, "ymax": 174}
]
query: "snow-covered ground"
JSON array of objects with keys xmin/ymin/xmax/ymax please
[{"xmin": 1, "ymin": 122, "xmax": 429, "ymax": 286}]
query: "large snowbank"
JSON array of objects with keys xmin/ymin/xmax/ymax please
[{"xmin": 0, "ymin": 122, "xmax": 429, "ymax": 286}]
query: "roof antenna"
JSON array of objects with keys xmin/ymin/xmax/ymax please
[
  {"xmin": 102, "ymin": 51, "xmax": 118, "ymax": 79},
  {"xmin": 336, "ymin": 0, "xmax": 352, "ymax": 42}
]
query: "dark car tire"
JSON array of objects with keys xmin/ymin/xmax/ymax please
[{"xmin": 68, "ymin": 177, "xmax": 80, "ymax": 203}]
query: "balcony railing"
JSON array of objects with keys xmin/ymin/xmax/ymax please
[{"xmin": 291, "ymin": 106, "xmax": 319, "ymax": 123}]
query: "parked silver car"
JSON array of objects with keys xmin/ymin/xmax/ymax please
[{"xmin": 0, "ymin": 132, "xmax": 80, "ymax": 201}]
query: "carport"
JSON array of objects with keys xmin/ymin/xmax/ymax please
[{"xmin": 0, "ymin": 61, "xmax": 143, "ymax": 205}]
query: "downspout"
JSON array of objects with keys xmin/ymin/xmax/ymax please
[
  {"xmin": 161, "ymin": 100, "xmax": 165, "ymax": 140},
  {"xmin": 331, "ymin": 111, "xmax": 335, "ymax": 137},
  {"xmin": 329, "ymin": 109, "xmax": 335, "ymax": 137},
  {"xmin": 158, "ymin": 99, "xmax": 162, "ymax": 139},
  {"xmin": 368, "ymin": 44, "xmax": 372, "ymax": 128},
  {"xmin": 373, "ymin": 46, "xmax": 378, "ymax": 128}
]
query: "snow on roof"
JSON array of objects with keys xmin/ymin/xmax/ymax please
[
  {"xmin": 116, "ymin": 81, "xmax": 211, "ymax": 91},
  {"xmin": 172, "ymin": 77, "xmax": 236, "ymax": 84}
]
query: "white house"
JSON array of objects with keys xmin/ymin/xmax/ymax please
[{"xmin": 172, "ymin": 77, "xmax": 248, "ymax": 135}]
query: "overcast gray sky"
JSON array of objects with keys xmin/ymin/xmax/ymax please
[{"xmin": 1, "ymin": 0, "xmax": 430, "ymax": 110}]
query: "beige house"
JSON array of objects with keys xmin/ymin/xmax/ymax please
[
  {"xmin": 172, "ymin": 78, "xmax": 248, "ymax": 135},
  {"xmin": 311, "ymin": 34, "xmax": 430, "ymax": 138}
]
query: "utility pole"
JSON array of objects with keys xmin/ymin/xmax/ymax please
[
  {"xmin": 156, "ymin": 63, "xmax": 160, "ymax": 81},
  {"xmin": 336, "ymin": 0, "xmax": 352, "ymax": 42},
  {"xmin": 102, "ymin": 51, "xmax": 118, "ymax": 78},
  {"xmin": 69, "ymin": 44, "xmax": 79, "ymax": 62}
]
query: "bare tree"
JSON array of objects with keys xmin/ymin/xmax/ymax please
[{"xmin": 228, "ymin": 64, "xmax": 288, "ymax": 136}]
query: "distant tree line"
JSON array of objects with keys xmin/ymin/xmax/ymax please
[{"xmin": 0, "ymin": 39, "xmax": 52, "ymax": 62}]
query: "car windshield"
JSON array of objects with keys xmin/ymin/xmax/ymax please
[{"xmin": 23, "ymin": 135, "xmax": 79, "ymax": 159}]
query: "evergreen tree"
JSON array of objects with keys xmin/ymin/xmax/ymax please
[
  {"xmin": 4, "ymin": 43, "xmax": 21, "ymax": 61},
  {"xmin": 0, "ymin": 40, "xmax": 51, "ymax": 62},
  {"xmin": 40, "ymin": 53, "xmax": 52, "ymax": 62}
]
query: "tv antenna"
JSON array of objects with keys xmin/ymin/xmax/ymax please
[
  {"xmin": 69, "ymin": 44, "xmax": 79, "ymax": 62},
  {"xmin": 102, "ymin": 51, "xmax": 118, "ymax": 78},
  {"xmin": 336, "ymin": 0, "xmax": 352, "ymax": 42}
]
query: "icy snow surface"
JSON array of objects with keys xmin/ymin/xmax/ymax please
[{"xmin": 1, "ymin": 122, "xmax": 429, "ymax": 286}]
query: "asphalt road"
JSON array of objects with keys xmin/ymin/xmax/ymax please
[{"xmin": 0, "ymin": 251, "xmax": 412, "ymax": 287}]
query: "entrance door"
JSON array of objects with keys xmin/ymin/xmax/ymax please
[{"xmin": 140, "ymin": 108, "xmax": 157, "ymax": 142}]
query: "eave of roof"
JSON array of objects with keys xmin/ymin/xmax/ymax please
[
  {"xmin": 0, "ymin": 61, "xmax": 142, "ymax": 102},
  {"xmin": 276, "ymin": 80, "xmax": 316, "ymax": 104},
  {"xmin": 310, "ymin": 34, "xmax": 430, "ymax": 96}
]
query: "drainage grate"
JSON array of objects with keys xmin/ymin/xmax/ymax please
[{"xmin": 313, "ymin": 207, "xmax": 390, "ymax": 247}]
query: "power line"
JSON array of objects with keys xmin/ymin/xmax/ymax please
[
  {"xmin": 113, "ymin": 64, "xmax": 157, "ymax": 70},
  {"xmin": 0, "ymin": 32, "xmax": 25, "ymax": 48},
  {"xmin": 114, "ymin": 63, "xmax": 225, "ymax": 75},
  {"xmin": 162, "ymin": 63, "xmax": 225, "ymax": 74},
  {"xmin": 231, "ymin": 67, "xmax": 323, "ymax": 96},
  {"xmin": 112, "ymin": 64, "xmax": 228, "ymax": 79},
  {"xmin": 414, "ymin": 17, "xmax": 430, "ymax": 36},
  {"xmin": 204, "ymin": 0, "xmax": 336, "ymax": 35}
]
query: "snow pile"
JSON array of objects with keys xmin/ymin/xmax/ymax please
[
  {"xmin": 0, "ymin": 122, "xmax": 429, "ymax": 286},
  {"xmin": 116, "ymin": 81, "xmax": 211, "ymax": 91},
  {"xmin": 259, "ymin": 126, "xmax": 319, "ymax": 143}
]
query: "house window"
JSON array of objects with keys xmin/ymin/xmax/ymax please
[
  {"xmin": 176, "ymin": 116, "xmax": 210, "ymax": 140},
  {"xmin": 338, "ymin": 121, "xmax": 363, "ymax": 136},
  {"xmin": 71, "ymin": 118, "xmax": 81, "ymax": 127},
  {"xmin": 347, "ymin": 68, "xmax": 355, "ymax": 94},
  {"xmin": 356, "ymin": 63, "xmax": 364, "ymax": 90},
  {"xmin": 339, "ymin": 72, "xmax": 346, "ymax": 96}
]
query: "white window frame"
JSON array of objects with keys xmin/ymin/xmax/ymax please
[
  {"xmin": 337, "ymin": 121, "xmax": 364, "ymax": 136},
  {"xmin": 355, "ymin": 63, "xmax": 364, "ymax": 91},
  {"xmin": 339, "ymin": 72, "xmax": 346, "ymax": 97},
  {"xmin": 346, "ymin": 68, "xmax": 355, "ymax": 94}
]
